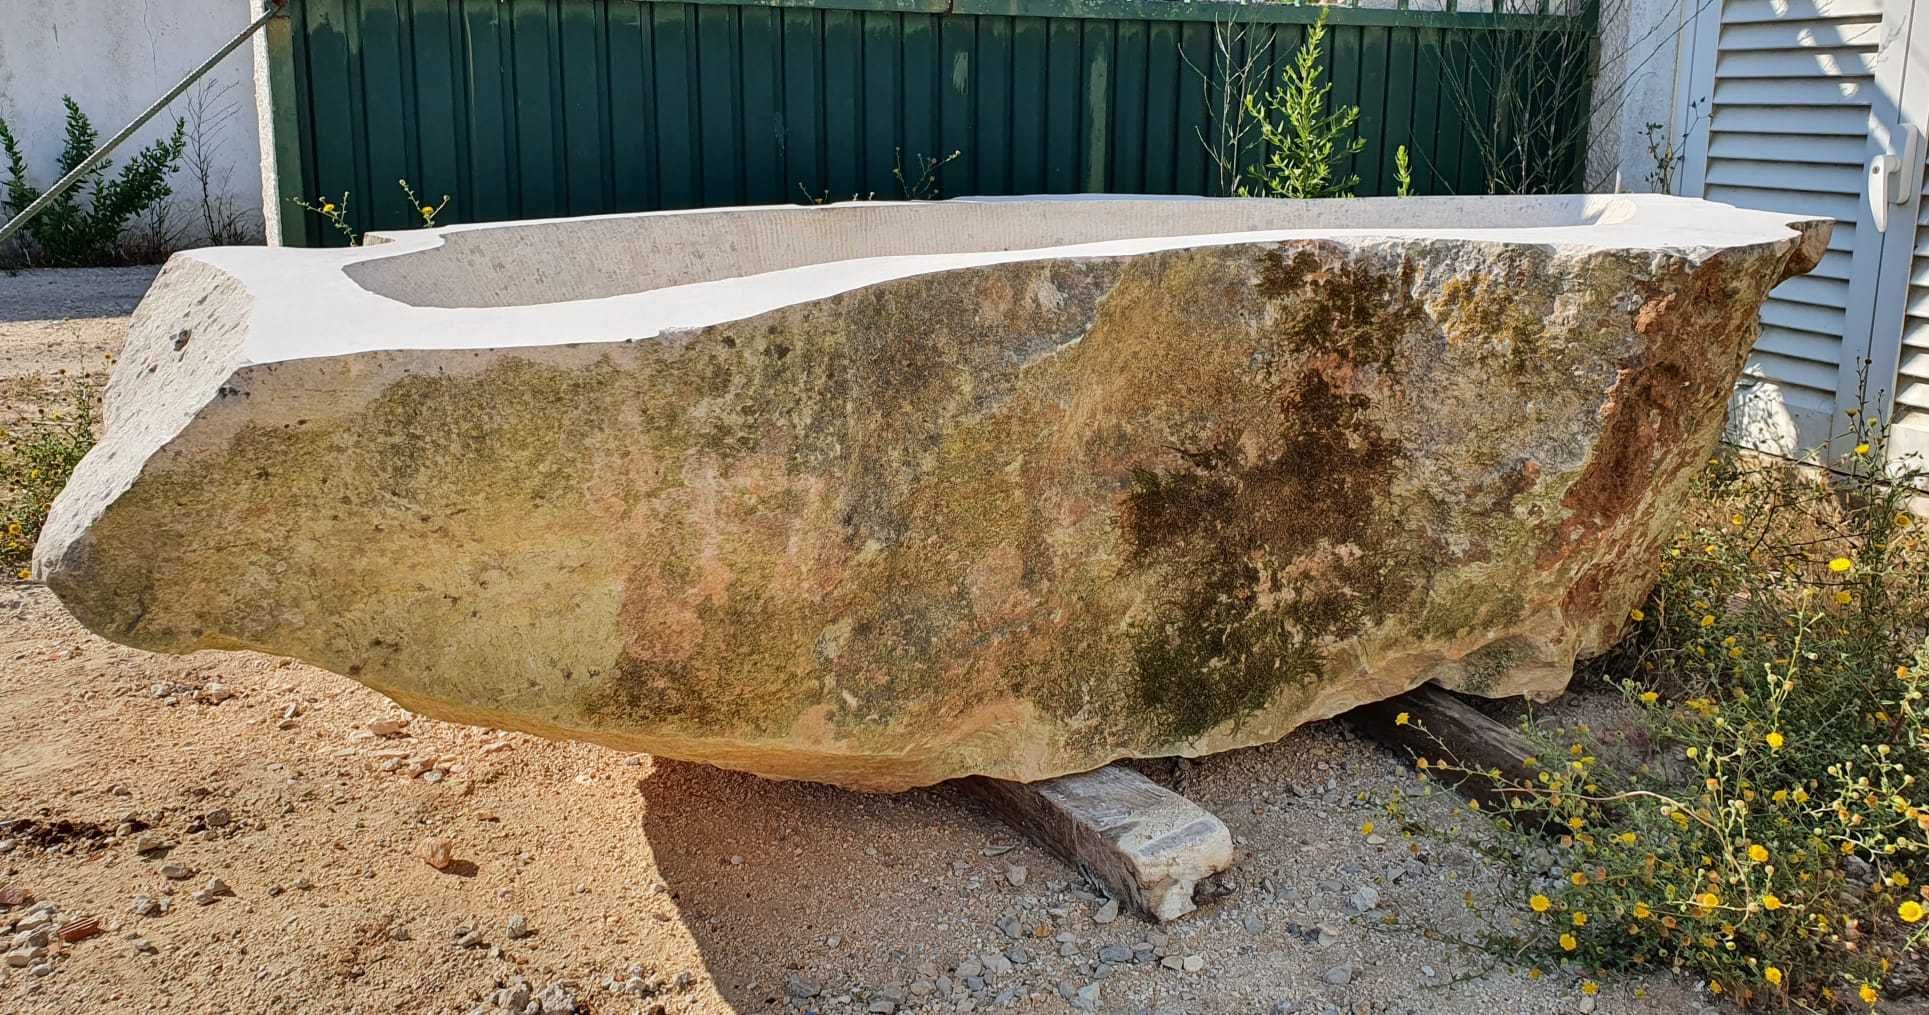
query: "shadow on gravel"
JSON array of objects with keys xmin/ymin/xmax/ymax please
[{"xmin": 635, "ymin": 758, "xmax": 1023, "ymax": 1012}]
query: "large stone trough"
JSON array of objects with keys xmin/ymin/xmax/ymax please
[{"xmin": 35, "ymin": 195, "xmax": 1826, "ymax": 791}]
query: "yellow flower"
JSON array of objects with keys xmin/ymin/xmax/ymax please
[
  {"xmin": 1581, "ymin": 980, "xmax": 1600, "ymax": 996},
  {"xmin": 1761, "ymin": 894, "xmax": 1782, "ymax": 910},
  {"xmin": 1901, "ymin": 900, "xmax": 1925, "ymax": 923},
  {"xmin": 321, "ymin": 201, "xmax": 337, "ymax": 214},
  {"xmin": 1572, "ymin": 912, "xmax": 1588, "ymax": 927},
  {"xmin": 1766, "ymin": 731, "xmax": 1786, "ymax": 750},
  {"xmin": 421, "ymin": 204, "xmax": 435, "ymax": 216},
  {"xmin": 1836, "ymin": 590, "xmax": 1854, "ymax": 605},
  {"xmin": 1829, "ymin": 557, "xmax": 1853, "ymax": 573},
  {"xmin": 1730, "ymin": 513, "xmax": 1745, "ymax": 526},
  {"xmin": 13, "ymin": 567, "xmax": 28, "ymax": 581},
  {"xmin": 1856, "ymin": 442, "xmax": 1871, "ymax": 455},
  {"xmin": 1765, "ymin": 966, "xmax": 1783, "ymax": 986},
  {"xmin": 1695, "ymin": 892, "xmax": 1721, "ymax": 909},
  {"xmin": 1567, "ymin": 816, "xmax": 1585, "ymax": 831},
  {"xmin": 1632, "ymin": 902, "xmax": 1651, "ymax": 918},
  {"xmin": 1629, "ymin": 607, "xmax": 1645, "ymax": 622},
  {"xmin": 1530, "ymin": 894, "xmax": 1551, "ymax": 913},
  {"xmin": 1638, "ymin": 691, "xmax": 1658, "ymax": 704},
  {"xmin": 1773, "ymin": 789, "xmax": 1789, "ymax": 804},
  {"xmin": 1394, "ymin": 712, "xmax": 1410, "ymax": 726},
  {"xmin": 1615, "ymin": 832, "xmax": 1637, "ymax": 846},
  {"xmin": 1686, "ymin": 746, "xmax": 1699, "ymax": 760},
  {"xmin": 1747, "ymin": 844, "xmax": 1769, "ymax": 863},
  {"xmin": 1860, "ymin": 983, "xmax": 1879, "ymax": 1006},
  {"xmin": 1360, "ymin": 822, "xmax": 1374, "ymax": 836},
  {"xmin": 1559, "ymin": 933, "xmax": 1578, "ymax": 951},
  {"xmin": 1900, "ymin": 666, "xmax": 1914, "ymax": 681},
  {"xmin": 1571, "ymin": 871, "xmax": 1588, "ymax": 886},
  {"xmin": 1794, "ymin": 788, "xmax": 1809, "ymax": 804},
  {"xmin": 1700, "ymin": 614, "xmax": 1716, "ymax": 627}
]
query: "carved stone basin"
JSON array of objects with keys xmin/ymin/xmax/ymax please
[{"xmin": 35, "ymin": 195, "xmax": 1827, "ymax": 790}]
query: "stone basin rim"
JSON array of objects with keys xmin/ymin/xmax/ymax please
[
  {"xmin": 181, "ymin": 193, "xmax": 1829, "ymax": 367},
  {"xmin": 31, "ymin": 191, "xmax": 1833, "ymax": 791}
]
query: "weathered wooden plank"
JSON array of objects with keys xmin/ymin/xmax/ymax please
[
  {"xmin": 961, "ymin": 764, "xmax": 1233, "ymax": 922},
  {"xmin": 1353, "ymin": 683, "xmax": 1537, "ymax": 809}
]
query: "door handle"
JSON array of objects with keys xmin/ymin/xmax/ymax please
[
  {"xmin": 1871, "ymin": 153, "xmax": 1898, "ymax": 232},
  {"xmin": 1869, "ymin": 125, "xmax": 1922, "ymax": 233}
]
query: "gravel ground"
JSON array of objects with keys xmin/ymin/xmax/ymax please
[
  {"xmin": 0, "ymin": 266, "xmax": 157, "ymax": 421},
  {"xmin": 0, "ymin": 265, "xmax": 1712, "ymax": 1014}
]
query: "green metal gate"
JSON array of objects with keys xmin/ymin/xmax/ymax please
[{"xmin": 264, "ymin": 0, "xmax": 1599, "ymax": 245}]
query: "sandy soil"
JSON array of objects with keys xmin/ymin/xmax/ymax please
[{"xmin": 0, "ymin": 266, "xmax": 1707, "ymax": 1014}]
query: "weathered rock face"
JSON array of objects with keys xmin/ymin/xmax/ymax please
[{"xmin": 35, "ymin": 196, "xmax": 1827, "ymax": 790}]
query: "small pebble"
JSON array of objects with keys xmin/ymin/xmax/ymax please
[
  {"xmin": 53, "ymin": 916, "xmax": 100, "ymax": 944},
  {"xmin": 416, "ymin": 837, "xmax": 453, "ymax": 871}
]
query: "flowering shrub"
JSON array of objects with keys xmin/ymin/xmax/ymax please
[
  {"xmin": 1402, "ymin": 410, "xmax": 1928, "ymax": 1008},
  {"xmin": 2, "ymin": 379, "xmax": 98, "ymax": 577},
  {"xmin": 291, "ymin": 179, "xmax": 450, "ymax": 246}
]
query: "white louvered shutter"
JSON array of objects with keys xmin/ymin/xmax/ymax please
[
  {"xmin": 1895, "ymin": 165, "xmax": 1929, "ymax": 463},
  {"xmin": 1683, "ymin": 0, "xmax": 1889, "ymax": 454}
]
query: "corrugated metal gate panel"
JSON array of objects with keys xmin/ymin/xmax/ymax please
[
  {"xmin": 271, "ymin": 0, "xmax": 1597, "ymax": 245},
  {"xmin": 1696, "ymin": 0, "xmax": 1885, "ymax": 443}
]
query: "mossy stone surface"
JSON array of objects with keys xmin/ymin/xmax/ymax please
[{"xmin": 37, "ymin": 233, "xmax": 1813, "ymax": 790}]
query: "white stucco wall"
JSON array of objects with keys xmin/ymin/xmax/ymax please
[
  {"xmin": 1588, "ymin": 0, "xmax": 1705, "ymax": 194},
  {"xmin": 0, "ymin": 0, "xmax": 265, "ymax": 245}
]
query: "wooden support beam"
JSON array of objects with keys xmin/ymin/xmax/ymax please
[
  {"xmin": 1352, "ymin": 683, "xmax": 1541, "ymax": 810},
  {"xmin": 960, "ymin": 764, "xmax": 1234, "ymax": 923}
]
